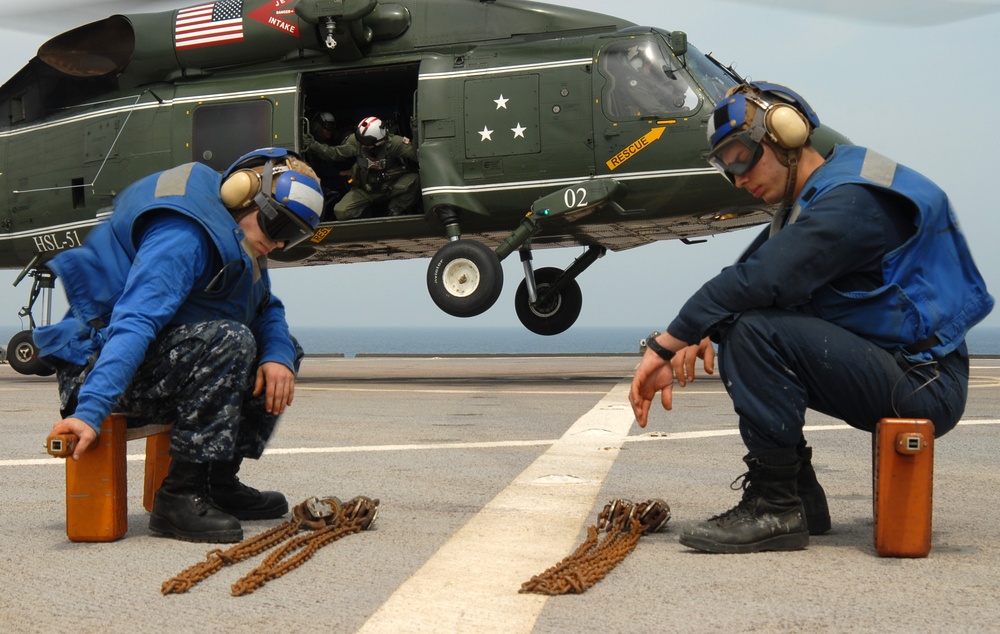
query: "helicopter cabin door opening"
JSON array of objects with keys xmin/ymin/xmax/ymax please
[{"xmin": 299, "ymin": 64, "xmax": 421, "ymax": 221}]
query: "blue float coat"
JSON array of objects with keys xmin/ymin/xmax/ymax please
[
  {"xmin": 668, "ymin": 145, "xmax": 993, "ymax": 361},
  {"xmin": 35, "ymin": 162, "xmax": 296, "ymax": 433}
]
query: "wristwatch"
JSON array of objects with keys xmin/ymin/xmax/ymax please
[{"xmin": 642, "ymin": 331, "xmax": 675, "ymax": 363}]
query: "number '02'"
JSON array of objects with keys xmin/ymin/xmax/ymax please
[{"xmin": 563, "ymin": 187, "xmax": 588, "ymax": 210}]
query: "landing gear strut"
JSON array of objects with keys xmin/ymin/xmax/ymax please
[
  {"xmin": 8, "ymin": 264, "xmax": 56, "ymax": 376},
  {"xmin": 514, "ymin": 245, "xmax": 604, "ymax": 336},
  {"xmin": 425, "ymin": 180, "xmax": 622, "ymax": 333}
]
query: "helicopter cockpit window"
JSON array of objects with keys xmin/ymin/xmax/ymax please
[
  {"xmin": 600, "ymin": 39, "xmax": 698, "ymax": 120},
  {"xmin": 681, "ymin": 42, "xmax": 740, "ymax": 104}
]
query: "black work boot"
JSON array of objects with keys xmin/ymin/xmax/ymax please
[
  {"xmin": 149, "ymin": 460, "xmax": 243, "ymax": 543},
  {"xmin": 797, "ymin": 445, "xmax": 831, "ymax": 535},
  {"xmin": 679, "ymin": 449, "xmax": 809, "ymax": 554},
  {"xmin": 209, "ymin": 457, "xmax": 288, "ymax": 520}
]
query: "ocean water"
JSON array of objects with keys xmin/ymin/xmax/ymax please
[
  {"xmin": 291, "ymin": 326, "xmax": 646, "ymax": 356},
  {"xmin": 296, "ymin": 325, "xmax": 1000, "ymax": 357},
  {"xmin": 2, "ymin": 325, "xmax": 999, "ymax": 359}
]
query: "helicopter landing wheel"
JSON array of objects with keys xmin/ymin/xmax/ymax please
[
  {"xmin": 8, "ymin": 330, "xmax": 55, "ymax": 376},
  {"xmin": 427, "ymin": 239, "xmax": 504, "ymax": 318},
  {"xmin": 515, "ymin": 267, "xmax": 582, "ymax": 336}
]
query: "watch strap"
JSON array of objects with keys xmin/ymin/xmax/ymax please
[{"xmin": 645, "ymin": 332, "xmax": 675, "ymax": 363}]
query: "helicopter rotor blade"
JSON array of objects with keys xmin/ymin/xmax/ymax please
[{"xmin": 718, "ymin": 0, "xmax": 1000, "ymax": 26}]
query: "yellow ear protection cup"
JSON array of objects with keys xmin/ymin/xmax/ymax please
[
  {"xmin": 764, "ymin": 103, "xmax": 810, "ymax": 150},
  {"xmin": 220, "ymin": 168, "xmax": 262, "ymax": 210},
  {"xmin": 708, "ymin": 82, "xmax": 819, "ymax": 206},
  {"xmin": 751, "ymin": 81, "xmax": 819, "ymax": 150}
]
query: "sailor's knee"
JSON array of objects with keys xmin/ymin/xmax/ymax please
[{"xmin": 202, "ymin": 320, "xmax": 256, "ymax": 359}]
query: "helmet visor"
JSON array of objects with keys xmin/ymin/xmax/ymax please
[{"xmin": 707, "ymin": 132, "xmax": 763, "ymax": 181}]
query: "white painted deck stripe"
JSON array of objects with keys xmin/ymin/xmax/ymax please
[
  {"xmin": 356, "ymin": 380, "xmax": 635, "ymax": 634},
  {"xmin": 5, "ymin": 419, "xmax": 998, "ymax": 469}
]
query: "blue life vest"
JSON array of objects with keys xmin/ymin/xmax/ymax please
[
  {"xmin": 787, "ymin": 145, "xmax": 993, "ymax": 359},
  {"xmin": 36, "ymin": 162, "xmax": 268, "ymax": 363}
]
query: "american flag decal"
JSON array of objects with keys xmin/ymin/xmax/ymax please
[{"xmin": 175, "ymin": 0, "xmax": 245, "ymax": 50}]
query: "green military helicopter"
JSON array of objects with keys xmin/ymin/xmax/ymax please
[{"xmin": 0, "ymin": 0, "xmax": 850, "ymax": 375}]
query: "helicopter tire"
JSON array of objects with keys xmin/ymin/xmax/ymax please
[
  {"xmin": 8, "ymin": 330, "xmax": 55, "ymax": 376},
  {"xmin": 515, "ymin": 267, "xmax": 583, "ymax": 336},
  {"xmin": 427, "ymin": 240, "xmax": 504, "ymax": 318}
]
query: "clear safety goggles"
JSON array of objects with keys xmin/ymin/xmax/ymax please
[{"xmin": 707, "ymin": 131, "xmax": 764, "ymax": 182}]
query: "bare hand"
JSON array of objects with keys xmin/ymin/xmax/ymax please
[
  {"xmin": 254, "ymin": 361, "xmax": 296, "ymax": 415},
  {"xmin": 47, "ymin": 417, "xmax": 98, "ymax": 461},
  {"xmin": 629, "ymin": 353, "xmax": 675, "ymax": 428},
  {"xmin": 629, "ymin": 335, "xmax": 715, "ymax": 428},
  {"xmin": 675, "ymin": 337, "xmax": 715, "ymax": 388}
]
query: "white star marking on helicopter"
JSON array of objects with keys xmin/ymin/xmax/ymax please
[
  {"xmin": 511, "ymin": 123, "xmax": 526, "ymax": 138},
  {"xmin": 494, "ymin": 94, "xmax": 509, "ymax": 109},
  {"xmin": 479, "ymin": 126, "xmax": 494, "ymax": 141}
]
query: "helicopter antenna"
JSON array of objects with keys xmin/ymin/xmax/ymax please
[{"xmin": 12, "ymin": 91, "xmax": 149, "ymax": 195}]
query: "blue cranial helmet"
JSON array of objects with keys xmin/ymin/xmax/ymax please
[
  {"xmin": 221, "ymin": 148, "xmax": 324, "ymax": 250},
  {"xmin": 706, "ymin": 82, "xmax": 820, "ymax": 181}
]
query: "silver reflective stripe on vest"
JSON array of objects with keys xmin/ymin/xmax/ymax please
[
  {"xmin": 154, "ymin": 163, "xmax": 197, "ymax": 198},
  {"xmin": 859, "ymin": 149, "xmax": 896, "ymax": 188}
]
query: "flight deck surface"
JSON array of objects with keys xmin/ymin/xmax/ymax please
[{"xmin": 3, "ymin": 355, "xmax": 999, "ymax": 632}]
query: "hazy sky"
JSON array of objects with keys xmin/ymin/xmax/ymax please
[{"xmin": 0, "ymin": 0, "xmax": 997, "ymax": 335}]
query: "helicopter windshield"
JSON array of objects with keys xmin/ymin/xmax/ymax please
[
  {"xmin": 600, "ymin": 37, "xmax": 699, "ymax": 120},
  {"xmin": 681, "ymin": 42, "xmax": 741, "ymax": 104}
]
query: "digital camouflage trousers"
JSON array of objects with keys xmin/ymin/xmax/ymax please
[{"xmin": 56, "ymin": 320, "xmax": 303, "ymax": 463}]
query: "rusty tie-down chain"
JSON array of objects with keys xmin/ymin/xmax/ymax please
[
  {"xmin": 519, "ymin": 498, "xmax": 670, "ymax": 595},
  {"xmin": 161, "ymin": 496, "xmax": 378, "ymax": 596},
  {"xmin": 232, "ymin": 495, "xmax": 378, "ymax": 596}
]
